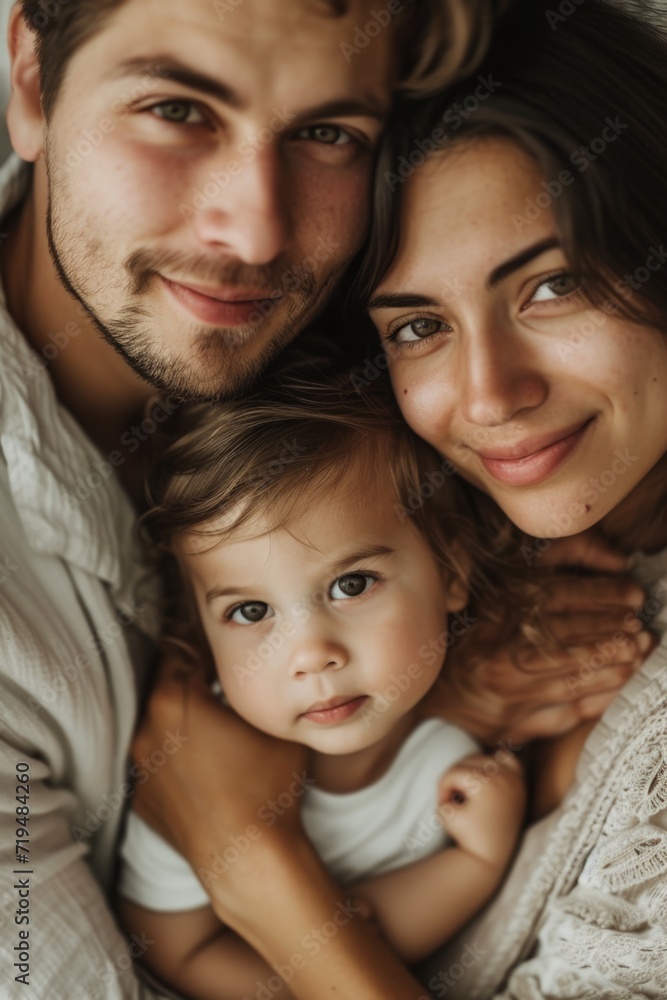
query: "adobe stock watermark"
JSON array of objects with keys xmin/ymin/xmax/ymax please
[
  {"xmin": 26, "ymin": 600, "xmax": 146, "ymax": 718},
  {"xmin": 239, "ymin": 899, "xmax": 367, "ymax": 1000},
  {"xmin": 64, "ymin": 68, "xmax": 165, "ymax": 171},
  {"xmin": 542, "ymin": 448, "xmax": 639, "ymax": 537},
  {"xmin": 564, "ymin": 629, "xmax": 647, "ymax": 699},
  {"xmin": 197, "ymin": 770, "xmax": 315, "ymax": 887},
  {"xmin": 70, "ymin": 729, "xmax": 189, "ymax": 843},
  {"xmin": 384, "ymin": 74, "xmax": 502, "ymax": 192},
  {"xmin": 427, "ymin": 940, "xmax": 488, "ymax": 998},
  {"xmin": 404, "ymin": 739, "xmax": 521, "ymax": 856},
  {"xmin": 0, "ymin": 554, "xmax": 19, "ymax": 585},
  {"xmin": 394, "ymin": 458, "xmax": 458, "ymax": 523},
  {"xmin": 65, "ymin": 398, "xmax": 180, "ymax": 510},
  {"xmin": 361, "ymin": 614, "xmax": 477, "ymax": 728},
  {"xmin": 545, "ymin": 0, "xmax": 586, "ymax": 30},
  {"xmin": 213, "ymin": 0, "xmax": 244, "ymax": 19},
  {"xmin": 178, "ymin": 107, "xmax": 296, "ymax": 221},
  {"xmin": 340, "ymin": 1, "xmax": 406, "ymax": 63},
  {"xmin": 512, "ymin": 117, "xmax": 629, "ymax": 232},
  {"xmin": 248, "ymin": 438, "xmax": 307, "ymax": 488}
]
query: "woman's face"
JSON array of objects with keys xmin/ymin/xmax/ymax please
[{"xmin": 368, "ymin": 138, "xmax": 667, "ymax": 539}]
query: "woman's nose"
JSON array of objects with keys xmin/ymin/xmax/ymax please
[{"xmin": 460, "ymin": 328, "xmax": 548, "ymax": 427}]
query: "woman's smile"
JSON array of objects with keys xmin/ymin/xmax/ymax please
[{"xmin": 474, "ymin": 418, "xmax": 594, "ymax": 487}]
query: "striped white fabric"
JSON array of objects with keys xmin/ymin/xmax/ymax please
[{"xmin": 0, "ymin": 154, "xmax": 167, "ymax": 998}]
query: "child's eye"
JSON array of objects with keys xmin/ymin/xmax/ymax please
[
  {"xmin": 229, "ymin": 601, "xmax": 272, "ymax": 624},
  {"xmin": 330, "ymin": 573, "xmax": 377, "ymax": 600},
  {"xmin": 149, "ymin": 100, "xmax": 207, "ymax": 125}
]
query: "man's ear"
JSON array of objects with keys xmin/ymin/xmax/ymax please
[{"xmin": 6, "ymin": 5, "xmax": 46, "ymax": 163}]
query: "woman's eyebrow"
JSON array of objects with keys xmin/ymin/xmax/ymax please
[
  {"xmin": 368, "ymin": 237, "xmax": 561, "ymax": 310},
  {"xmin": 367, "ymin": 293, "xmax": 438, "ymax": 311},
  {"xmin": 487, "ymin": 237, "xmax": 560, "ymax": 288}
]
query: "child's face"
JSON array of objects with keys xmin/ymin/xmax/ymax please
[{"xmin": 177, "ymin": 464, "xmax": 468, "ymax": 756}]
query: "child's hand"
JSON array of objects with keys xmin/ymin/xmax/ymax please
[{"xmin": 436, "ymin": 752, "xmax": 526, "ymax": 869}]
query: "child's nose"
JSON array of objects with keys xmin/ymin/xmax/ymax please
[{"xmin": 289, "ymin": 637, "xmax": 348, "ymax": 678}]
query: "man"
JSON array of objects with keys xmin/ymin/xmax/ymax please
[{"xmin": 0, "ymin": 1, "xmax": 647, "ymax": 997}]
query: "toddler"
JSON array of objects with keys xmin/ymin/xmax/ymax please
[{"xmin": 117, "ymin": 370, "xmax": 525, "ymax": 1000}]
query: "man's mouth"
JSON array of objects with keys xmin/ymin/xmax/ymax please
[{"xmin": 160, "ymin": 276, "xmax": 283, "ymax": 326}]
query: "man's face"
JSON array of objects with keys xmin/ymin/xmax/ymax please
[{"xmin": 41, "ymin": 0, "xmax": 393, "ymax": 398}]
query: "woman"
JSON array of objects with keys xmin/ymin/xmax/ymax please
[{"xmin": 353, "ymin": 0, "xmax": 667, "ymax": 995}]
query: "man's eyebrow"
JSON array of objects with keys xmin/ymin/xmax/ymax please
[
  {"xmin": 113, "ymin": 57, "xmax": 389, "ymax": 121},
  {"xmin": 114, "ymin": 57, "xmax": 242, "ymax": 108},
  {"xmin": 488, "ymin": 237, "xmax": 560, "ymax": 288},
  {"xmin": 368, "ymin": 238, "xmax": 561, "ymax": 310}
]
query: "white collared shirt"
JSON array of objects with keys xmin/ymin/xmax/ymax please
[{"xmin": 0, "ymin": 154, "xmax": 166, "ymax": 999}]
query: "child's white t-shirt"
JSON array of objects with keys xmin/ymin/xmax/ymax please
[{"xmin": 118, "ymin": 718, "xmax": 479, "ymax": 911}]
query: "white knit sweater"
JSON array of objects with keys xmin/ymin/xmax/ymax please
[{"xmin": 420, "ymin": 547, "xmax": 667, "ymax": 1000}]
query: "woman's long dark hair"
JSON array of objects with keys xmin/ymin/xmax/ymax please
[{"xmin": 354, "ymin": 0, "xmax": 667, "ymax": 328}]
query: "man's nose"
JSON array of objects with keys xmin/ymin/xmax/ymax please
[
  {"xmin": 460, "ymin": 325, "xmax": 548, "ymax": 428},
  {"xmin": 191, "ymin": 144, "xmax": 291, "ymax": 266}
]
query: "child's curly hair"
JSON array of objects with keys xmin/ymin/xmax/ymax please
[{"xmin": 142, "ymin": 362, "xmax": 546, "ymax": 671}]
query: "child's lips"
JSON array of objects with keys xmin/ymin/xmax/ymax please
[{"xmin": 301, "ymin": 695, "xmax": 368, "ymax": 725}]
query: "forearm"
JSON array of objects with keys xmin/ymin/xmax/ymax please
[
  {"xmin": 204, "ymin": 832, "xmax": 428, "ymax": 1000},
  {"xmin": 352, "ymin": 847, "xmax": 506, "ymax": 964},
  {"xmin": 118, "ymin": 898, "xmax": 296, "ymax": 1000}
]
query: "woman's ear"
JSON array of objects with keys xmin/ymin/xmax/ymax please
[{"xmin": 6, "ymin": 6, "xmax": 46, "ymax": 163}]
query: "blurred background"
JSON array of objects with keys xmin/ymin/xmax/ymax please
[{"xmin": 0, "ymin": 0, "xmax": 11, "ymax": 164}]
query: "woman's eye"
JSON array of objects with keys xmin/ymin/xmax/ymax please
[
  {"xmin": 296, "ymin": 125, "xmax": 353, "ymax": 145},
  {"xmin": 391, "ymin": 317, "xmax": 444, "ymax": 344},
  {"xmin": 150, "ymin": 101, "xmax": 207, "ymax": 125},
  {"xmin": 330, "ymin": 573, "xmax": 376, "ymax": 600},
  {"xmin": 529, "ymin": 272, "xmax": 580, "ymax": 304},
  {"xmin": 230, "ymin": 601, "xmax": 272, "ymax": 624}
]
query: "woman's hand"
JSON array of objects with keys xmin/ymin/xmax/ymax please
[{"xmin": 422, "ymin": 532, "xmax": 656, "ymax": 746}]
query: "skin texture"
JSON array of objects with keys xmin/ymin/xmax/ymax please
[
  {"xmin": 369, "ymin": 138, "xmax": 667, "ymax": 543},
  {"xmin": 4, "ymin": 0, "xmax": 392, "ymax": 413},
  {"xmin": 180, "ymin": 463, "xmax": 466, "ymax": 783}
]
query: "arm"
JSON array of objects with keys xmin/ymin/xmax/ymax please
[
  {"xmin": 118, "ymin": 899, "xmax": 298, "ymax": 1000},
  {"xmin": 530, "ymin": 718, "xmax": 597, "ymax": 820},
  {"xmin": 131, "ymin": 661, "xmax": 429, "ymax": 1000},
  {"xmin": 350, "ymin": 754, "xmax": 526, "ymax": 964}
]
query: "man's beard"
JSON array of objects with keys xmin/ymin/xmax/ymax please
[{"xmin": 45, "ymin": 183, "xmax": 336, "ymax": 402}]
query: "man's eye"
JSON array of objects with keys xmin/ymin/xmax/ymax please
[
  {"xmin": 330, "ymin": 573, "xmax": 376, "ymax": 600},
  {"xmin": 390, "ymin": 317, "xmax": 445, "ymax": 344},
  {"xmin": 150, "ymin": 101, "xmax": 207, "ymax": 125},
  {"xmin": 296, "ymin": 125, "xmax": 353, "ymax": 145},
  {"xmin": 229, "ymin": 602, "xmax": 271, "ymax": 624}
]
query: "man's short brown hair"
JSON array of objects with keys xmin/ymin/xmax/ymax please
[{"xmin": 20, "ymin": 0, "xmax": 506, "ymax": 119}]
